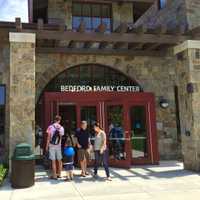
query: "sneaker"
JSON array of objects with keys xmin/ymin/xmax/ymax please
[{"xmin": 106, "ymin": 177, "xmax": 112, "ymax": 181}]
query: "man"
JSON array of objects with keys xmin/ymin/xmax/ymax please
[
  {"xmin": 75, "ymin": 121, "xmax": 91, "ymax": 177},
  {"xmin": 46, "ymin": 115, "xmax": 64, "ymax": 179}
]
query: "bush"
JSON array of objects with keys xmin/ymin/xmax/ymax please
[{"xmin": 0, "ymin": 164, "xmax": 7, "ymax": 186}]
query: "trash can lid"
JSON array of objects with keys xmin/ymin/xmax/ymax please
[
  {"xmin": 13, "ymin": 154, "xmax": 35, "ymax": 161},
  {"xmin": 13, "ymin": 143, "xmax": 34, "ymax": 159}
]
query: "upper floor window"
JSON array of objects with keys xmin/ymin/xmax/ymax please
[
  {"xmin": 158, "ymin": 0, "xmax": 167, "ymax": 10},
  {"xmin": 72, "ymin": 3, "xmax": 112, "ymax": 32}
]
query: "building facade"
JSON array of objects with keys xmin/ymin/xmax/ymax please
[{"xmin": 0, "ymin": 0, "xmax": 200, "ymax": 170}]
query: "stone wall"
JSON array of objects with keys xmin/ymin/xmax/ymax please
[
  {"xmin": 185, "ymin": 0, "xmax": 200, "ymax": 29},
  {"xmin": 9, "ymin": 33, "xmax": 36, "ymax": 161},
  {"xmin": 35, "ymin": 53, "xmax": 181, "ymax": 159},
  {"xmin": 112, "ymin": 2, "xmax": 134, "ymax": 29},
  {"xmin": 134, "ymin": 0, "xmax": 187, "ymax": 28},
  {"xmin": 175, "ymin": 40, "xmax": 200, "ymax": 171},
  {"xmin": 48, "ymin": 0, "xmax": 72, "ymax": 28},
  {"xmin": 134, "ymin": 0, "xmax": 200, "ymax": 30}
]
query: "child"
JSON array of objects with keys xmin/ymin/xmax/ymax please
[{"xmin": 63, "ymin": 135, "xmax": 74, "ymax": 181}]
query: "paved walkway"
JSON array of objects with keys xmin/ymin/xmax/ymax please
[{"xmin": 1, "ymin": 161, "xmax": 200, "ymax": 200}]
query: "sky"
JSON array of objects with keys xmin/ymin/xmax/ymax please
[{"xmin": 0, "ymin": 0, "xmax": 28, "ymax": 22}]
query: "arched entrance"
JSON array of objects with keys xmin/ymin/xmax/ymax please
[{"xmin": 36, "ymin": 64, "xmax": 159, "ymax": 168}]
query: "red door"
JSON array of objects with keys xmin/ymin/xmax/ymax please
[
  {"xmin": 104, "ymin": 101, "xmax": 132, "ymax": 168},
  {"xmin": 43, "ymin": 92, "xmax": 159, "ymax": 167},
  {"xmin": 127, "ymin": 97, "xmax": 159, "ymax": 165}
]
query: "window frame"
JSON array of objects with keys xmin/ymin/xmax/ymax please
[{"xmin": 72, "ymin": 2, "xmax": 113, "ymax": 32}]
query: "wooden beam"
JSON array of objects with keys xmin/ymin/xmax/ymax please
[
  {"xmin": 128, "ymin": 43, "xmax": 144, "ymax": 50},
  {"xmin": 37, "ymin": 47, "xmax": 165, "ymax": 57},
  {"xmin": 113, "ymin": 42, "xmax": 127, "ymax": 49},
  {"xmin": 69, "ymin": 21, "xmax": 85, "ymax": 48},
  {"xmin": 68, "ymin": 40, "xmax": 77, "ymax": 48},
  {"xmin": 84, "ymin": 23, "xmax": 106, "ymax": 48},
  {"xmin": 144, "ymin": 43, "xmax": 161, "ymax": 50},
  {"xmin": 99, "ymin": 42, "xmax": 110, "ymax": 49},
  {"xmin": 37, "ymin": 19, "xmax": 44, "ymax": 30},
  {"xmin": 70, "ymin": 0, "xmax": 155, "ymax": 3},
  {"xmin": 115, "ymin": 23, "xmax": 128, "ymax": 34},
  {"xmin": 15, "ymin": 17, "xmax": 22, "ymax": 32},
  {"xmin": 32, "ymin": 30, "xmax": 188, "ymax": 45},
  {"xmin": 130, "ymin": 25, "xmax": 147, "ymax": 34}
]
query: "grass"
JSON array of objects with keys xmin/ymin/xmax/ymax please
[{"xmin": 0, "ymin": 164, "xmax": 8, "ymax": 186}]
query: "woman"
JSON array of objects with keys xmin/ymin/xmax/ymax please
[{"xmin": 93, "ymin": 122, "xmax": 112, "ymax": 181}]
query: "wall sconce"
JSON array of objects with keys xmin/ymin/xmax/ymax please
[
  {"xmin": 187, "ymin": 82, "xmax": 194, "ymax": 94},
  {"xmin": 159, "ymin": 97, "xmax": 169, "ymax": 109}
]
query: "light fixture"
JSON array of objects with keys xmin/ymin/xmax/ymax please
[
  {"xmin": 187, "ymin": 82, "xmax": 194, "ymax": 94},
  {"xmin": 159, "ymin": 97, "xmax": 169, "ymax": 109}
]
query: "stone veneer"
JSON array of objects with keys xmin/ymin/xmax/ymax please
[
  {"xmin": 35, "ymin": 52, "xmax": 181, "ymax": 160},
  {"xmin": 174, "ymin": 40, "xmax": 200, "ymax": 171},
  {"xmin": 134, "ymin": 0, "xmax": 187, "ymax": 28},
  {"xmin": 135, "ymin": 0, "xmax": 200, "ymax": 30},
  {"xmin": 8, "ymin": 32, "xmax": 36, "ymax": 160}
]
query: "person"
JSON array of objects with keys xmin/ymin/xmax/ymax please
[
  {"xmin": 46, "ymin": 115, "xmax": 64, "ymax": 180},
  {"xmin": 93, "ymin": 122, "xmax": 112, "ymax": 181},
  {"xmin": 63, "ymin": 136, "xmax": 74, "ymax": 181},
  {"xmin": 75, "ymin": 121, "xmax": 91, "ymax": 177}
]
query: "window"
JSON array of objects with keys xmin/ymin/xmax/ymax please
[
  {"xmin": 46, "ymin": 65, "xmax": 140, "ymax": 92},
  {"xmin": 158, "ymin": 0, "xmax": 167, "ymax": 10},
  {"xmin": 72, "ymin": 3, "xmax": 112, "ymax": 32},
  {"xmin": 0, "ymin": 85, "xmax": 5, "ymax": 155}
]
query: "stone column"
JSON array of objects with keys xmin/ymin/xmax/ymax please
[
  {"xmin": 9, "ymin": 32, "xmax": 36, "ymax": 160},
  {"xmin": 174, "ymin": 40, "xmax": 200, "ymax": 171}
]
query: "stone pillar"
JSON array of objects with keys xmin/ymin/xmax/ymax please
[
  {"xmin": 9, "ymin": 32, "xmax": 36, "ymax": 160},
  {"xmin": 174, "ymin": 40, "xmax": 200, "ymax": 171},
  {"xmin": 112, "ymin": 3, "xmax": 134, "ymax": 30}
]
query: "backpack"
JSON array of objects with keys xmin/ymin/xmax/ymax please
[{"xmin": 50, "ymin": 125, "xmax": 61, "ymax": 145}]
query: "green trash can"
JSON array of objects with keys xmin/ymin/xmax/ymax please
[{"xmin": 11, "ymin": 143, "xmax": 35, "ymax": 188}]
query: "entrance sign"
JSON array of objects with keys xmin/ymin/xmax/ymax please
[{"xmin": 60, "ymin": 85, "xmax": 141, "ymax": 92}]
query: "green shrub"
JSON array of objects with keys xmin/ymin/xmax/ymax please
[{"xmin": 0, "ymin": 164, "xmax": 7, "ymax": 186}]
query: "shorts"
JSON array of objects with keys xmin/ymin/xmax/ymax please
[
  {"xmin": 64, "ymin": 163, "xmax": 74, "ymax": 171},
  {"xmin": 77, "ymin": 149, "xmax": 89, "ymax": 162},
  {"xmin": 49, "ymin": 146, "xmax": 62, "ymax": 161}
]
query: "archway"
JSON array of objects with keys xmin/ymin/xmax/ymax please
[{"xmin": 35, "ymin": 64, "xmax": 158, "ymax": 168}]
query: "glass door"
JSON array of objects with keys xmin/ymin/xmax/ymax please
[
  {"xmin": 77, "ymin": 103, "xmax": 99, "ymax": 162},
  {"xmin": 128, "ymin": 103, "xmax": 152, "ymax": 164},
  {"xmin": 79, "ymin": 104, "xmax": 98, "ymax": 141},
  {"xmin": 105, "ymin": 102, "xmax": 131, "ymax": 168}
]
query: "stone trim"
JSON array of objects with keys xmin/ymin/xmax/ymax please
[
  {"xmin": 9, "ymin": 32, "xmax": 36, "ymax": 43},
  {"xmin": 174, "ymin": 40, "xmax": 200, "ymax": 55}
]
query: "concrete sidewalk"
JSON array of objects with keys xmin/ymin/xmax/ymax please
[{"xmin": 1, "ymin": 161, "xmax": 200, "ymax": 200}]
